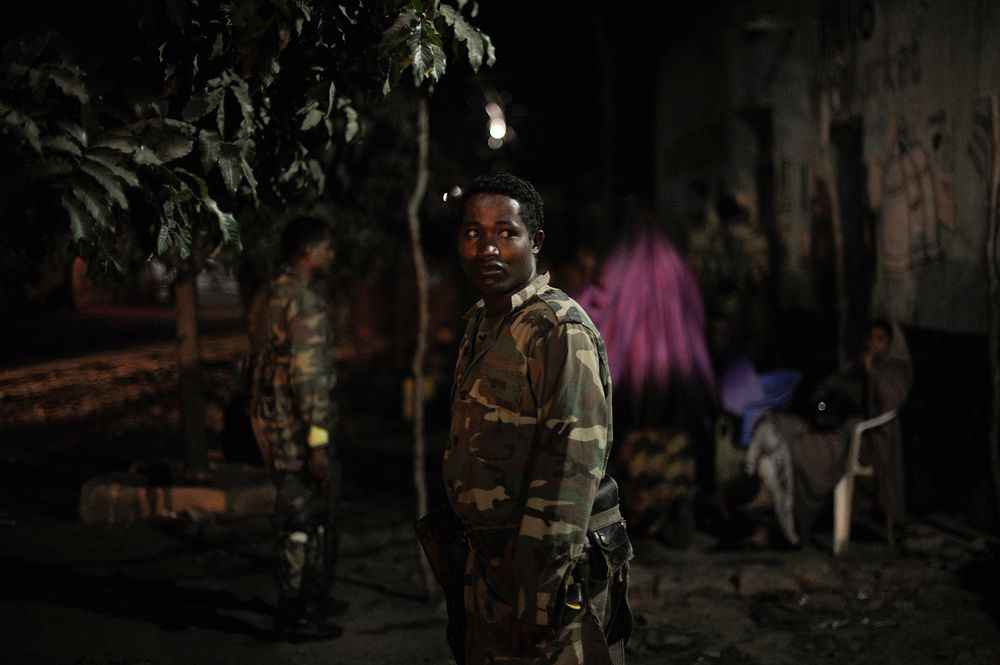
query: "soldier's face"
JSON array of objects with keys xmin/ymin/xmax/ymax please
[
  {"xmin": 305, "ymin": 235, "xmax": 334, "ymax": 276},
  {"xmin": 459, "ymin": 193, "xmax": 543, "ymax": 307}
]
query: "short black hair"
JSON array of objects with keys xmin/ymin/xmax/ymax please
[
  {"xmin": 463, "ymin": 172, "xmax": 544, "ymax": 235},
  {"xmin": 281, "ymin": 216, "xmax": 330, "ymax": 263},
  {"xmin": 868, "ymin": 318, "xmax": 894, "ymax": 340}
]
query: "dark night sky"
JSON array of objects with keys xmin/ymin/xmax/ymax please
[
  {"xmin": 423, "ymin": 1, "xmax": 732, "ymax": 265},
  {"xmin": 428, "ymin": 4, "xmax": 683, "ymax": 233}
]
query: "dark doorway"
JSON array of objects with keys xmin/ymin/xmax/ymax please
[{"xmin": 831, "ymin": 116, "xmax": 877, "ymax": 355}]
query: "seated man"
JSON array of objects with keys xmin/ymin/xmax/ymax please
[{"xmin": 724, "ymin": 319, "xmax": 913, "ymax": 545}]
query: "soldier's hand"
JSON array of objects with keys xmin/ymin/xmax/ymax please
[{"xmin": 309, "ymin": 447, "xmax": 332, "ymax": 485}]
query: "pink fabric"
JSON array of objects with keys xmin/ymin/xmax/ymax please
[{"xmin": 576, "ymin": 227, "xmax": 715, "ymax": 394}]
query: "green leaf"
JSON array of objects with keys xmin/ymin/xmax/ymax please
[
  {"xmin": 157, "ymin": 202, "xmax": 193, "ymax": 260},
  {"xmin": 438, "ymin": 4, "xmax": 460, "ymax": 25},
  {"xmin": 296, "ymin": 0, "xmax": 312, "ymax": 22},
  {"xmin": 240, "ymin": 155, "xmax": 258, "ymax": 194},
  {"xmin": 198, "ymin": 130, "xmax": 222, "ymax": 171},
  {"xmin": 218, "ymin": 142, "xmax": 243, "ymax": 193},
  {"xmin": 432, "ymin": 46, "xmax": 450, "ymax": 79},
  {"xmin": 61, "ymin": 193, "xmax": 90, "ymax": 240},
  {"xmin": 0, "ymin": 103, "xmax": 42, "ymax": 154},
  {"xmin": 134, "ymin": 117, "xmax": 194, "ymax": 163},
  {"xmin": 91, "ymin": 128, "xmax": 139, "ymax": 154},
  {"xmin": 482, "ymin": 33, "xmax": 496, "ymax": 67},
  {"xmin": 441, "ymin": 5, "xmax": 488, "ymax": 71},
  {"xmin": 410, "ymin": 38, "xmax": 432, "ymax": 79},
  {"xmin": 278, "ymin": 157, "xmax": 301, "ymax": 183},
  {"xmin": 306, "ymin": 158, "xmax": 325, "ymax": 193},
  {"xmin": 326, "ymin": 81, "xmax": 337, "ymax": 117},
  {"xmin": 216, "ymin": 90, "xmax": 227, "ymax": 136},
  {"xmin": 231, "ymin": 76, "xmax": 255, "ymax": 139},
  {"xmin": 156, "ymin": 215, "xmax": 173, "ymax": 255},
  {"xmin": 300, "ymin": 107, "xmax": 324, "ymax": 131},
  {"xmin": 406, "ymin": 17, "xmax": 448, "ymax": 85},
  {"xmin": 382, "ymin": 9, "xmax": 418, "ymax": 50},
  {"xmin": 150, "ymin": 132, "xmax": 193, "ymax": 163},
  {"xmin": 71, "ymin": 181, "xmax": 108, "ymax": 227},
  {"xmin": 80, "ymin": 161, "xmax": 129, "ymax": 210},
  {"xmin": 41, "ymin": 135, "xmax": 82, "ymax": 158},
  {"xmin": 43, "ymin": 64, "xmax": 89, "ymax": 104},
  {"xmin": 336, "ymin": 97, "xmax": 360, "ymax": 142},
  {"xmin": 85, "ymin": 149, "xmax": 140, "ymax": 187},
  {"xmin": 134, "ymin": 145, "xmax": 164, "ymax": 165},
  {"xmin": 182, "ymin": 86, "xmax": 225, "ymax": 122},
  {"xmin": 203, "ymin": 196, "xmax": 241, "ymax": 250},
  {"xmin": 57, "ymin": 121, "xmax": 88, "ymax": 148}
]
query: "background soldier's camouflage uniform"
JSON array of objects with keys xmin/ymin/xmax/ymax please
[
  {"xmin": 249, "ymin": 267, "xmax": 337, "ymax": 600},
  {"xmin": 444, "ymin": 273, "xmax": 615, "ymax": 664}
]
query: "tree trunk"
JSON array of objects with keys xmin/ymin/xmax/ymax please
[
  {"xmin": 407, "ymin": 96, "xmax": 434, "ymax": 598},
  {"xmin": 987, "ymin": 92, "xmax": 1000, "ymax": 531},
  {"xmin": 175, "ymin": 272, "xmax": 209, "ymax": 478}
]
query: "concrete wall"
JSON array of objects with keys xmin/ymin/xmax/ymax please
[{"xmin": 655, "ymin": 0, "xmax": 999, "ymax": 335}]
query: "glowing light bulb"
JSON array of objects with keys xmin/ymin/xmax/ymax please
[{"xmin": 489, "ymin": 118, "xmax": 507, "ymax": 140}]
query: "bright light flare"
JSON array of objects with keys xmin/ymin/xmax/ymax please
[
  {"xmin": 485, "ymin": 101, "xmax": 507, "ymax": 148},
  {"xmin": 489, "ymin": 118, "xmax": 507, "ymax": 140}
]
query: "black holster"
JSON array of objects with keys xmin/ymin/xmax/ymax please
[{"xmin": 586, "ymin": 475, "xmax": 635, "ymax": 650}]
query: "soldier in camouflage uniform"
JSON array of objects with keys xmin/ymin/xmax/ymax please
[
  {"xmin": 249, "ymin": 216, "xmax": 341, "ymax": 640},
  {"xmin": 445, "ymin": 172, "xmax": 626, "ymax": 664}
]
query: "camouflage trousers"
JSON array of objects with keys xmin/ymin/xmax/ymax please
[
  {"xmin": 272, "ymin": 470, "xmax": 336, "ymax": 600},
  {"xmin": 463, "ymin": 549, "xmax": 624, "ymax": 665}
]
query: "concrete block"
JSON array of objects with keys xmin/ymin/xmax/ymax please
[{"xmin": 79, "ymin": 464, "xmax": 275, "ymax": 524}]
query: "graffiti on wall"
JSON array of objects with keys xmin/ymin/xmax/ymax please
[
  {"xmin": 822, "ymin": 0, "xmax": 924, "ymax": 106},
  {"xmin": 855, "ymin": 39, "xmax": 921, "ymax": 104},
  {"xmin": 869, "ymin": 112, "xmax": 954, "ymax": 275}
]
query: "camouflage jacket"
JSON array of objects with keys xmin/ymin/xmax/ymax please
[
  {"xmin": 248, "ymin": 267, "xmax": 336, "ymax": 472},
  {"xmin": 444, "ymin": 272, "xmax": 614, "ymax": 628}
]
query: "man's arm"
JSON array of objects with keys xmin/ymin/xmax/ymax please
[
  {"xmin": 288, "ymin": 289, "xmax": 336, "ymax": 473},
  {"xmin": 512, "ymin": 321, "xmax": 610, "ymax": 628}
]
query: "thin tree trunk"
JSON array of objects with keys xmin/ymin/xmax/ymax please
[
  {"xmin": 407, "ymin": 96, "xmax": 434, "ymax": 598},
  {"xmin": 820, "ymin": 91, "xmax": 849, "ymax": 367},
  {"xmin": 175, "ymin": 272, "xmax": 209, "ymax": 478},
  {"xmin": 987, "ymin": 92, "xmax": 1000, "ymax": 531}
]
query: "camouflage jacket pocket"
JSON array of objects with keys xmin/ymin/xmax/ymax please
[{"xmin": 454, "ymin": 362, "xmax": 525, "ymax": 461}]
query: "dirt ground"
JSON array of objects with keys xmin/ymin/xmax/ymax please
[{"xmin": 2, "ymin": 329, "xmax": 999, "ymax": 664}]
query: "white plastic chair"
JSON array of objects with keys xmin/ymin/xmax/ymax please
[{"xmin": 832, "ymin": 410, "xmax": 898, "ymax": 555}]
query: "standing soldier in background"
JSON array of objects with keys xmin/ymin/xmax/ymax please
[
  {"xmin": 249, "ymin": 216, "xmax": 342, "ymax": 641},
  {"xmin": 438, "ymin": 172, "xmax": 632, "ymax": 664}
]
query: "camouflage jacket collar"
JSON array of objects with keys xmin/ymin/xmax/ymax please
[{"xmin": 463, "ymin": 272, "xmax": 552, "ymax": 321}]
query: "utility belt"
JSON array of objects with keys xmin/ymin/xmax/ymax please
[{"xmin": 463, "ymin": 476, "xmax": 632, "ymax": 570}]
